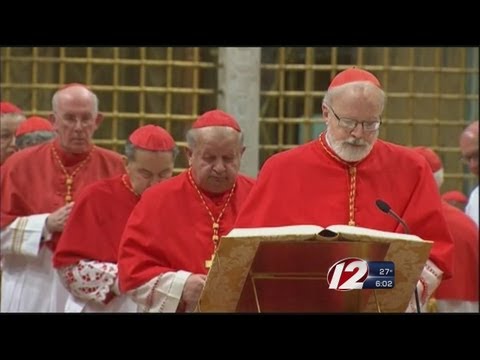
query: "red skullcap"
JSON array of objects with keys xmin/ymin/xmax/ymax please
[
  {"xmin": 16, "ymin": 116, "xmax": 54, "ymax": 137},
  {"xmin": 412, "ymin": 146, "xmax": 443, "ymax": 173},
  {"xmin": 129, "ymin": 125, "xmax": 176, "ymax": 151},
  {"xmin": 0, "ymin": 101, "xmax": 23, "ymax": 115},
  {"xmin": 441, "ymin": 191, "xmax": 468, "ymax": 204},
  {"xmin": 192, "ymin": 110, "xmax": 241, "ymax": 132},
  {"xmin": 329, "ymin": 67, "xmax": 381, "ymax": 89}
]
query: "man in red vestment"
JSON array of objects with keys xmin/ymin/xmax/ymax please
[
  {"xmin": 53, "ymin": 125, "xmax": 177, "ymax": 312},
  {"xmin": 234, "ymin": 67, "xmax": 454, "ymax": 312},
  {"xmin": 118, "ymin": 110, "xmax": 256, "ymax": 312},
  {"xmin": 0, "ymin": 84, "xmax": 125, "ymax": 312},
  {"xmin": 0, "ymin": 101, "xmax": 26, "ymax": 165},
  {"xmin": 15, "ymin": 115, "xmax": 56, "ymax": 150},
  {"xmin": 413, "ymin": 146, "xmax": 478, "ymax": 312}
]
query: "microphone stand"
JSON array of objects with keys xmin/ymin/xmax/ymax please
[{"xmin": 375, "ymin": 200, "xmax": 421, "ymax": 313}]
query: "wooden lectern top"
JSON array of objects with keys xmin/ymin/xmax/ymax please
[{"xmin": 196, "ymin": 224, "xmax": 433, "ymax": 313}]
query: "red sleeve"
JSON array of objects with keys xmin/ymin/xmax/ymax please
[
  {"xmin": 399, "ymin": 162, "xmax": 454, "ymax": 279},
  {"xmin": 435, "ymin": 203, "xmax": 479, "ymax": 300},
  {"xmin": 235, "ymin": 156, "xmax": 283, "ymax": 227},
  {"xmin": 53, "ymin": 182, "xmax": 116, "ymax": 267},
  {"xmin": 118, "ymin": 188, "xmax": 174, "ymax": 292},
  {"xmin": 0, "ymin": 159, "xmax": 31, "ymax": 228}
]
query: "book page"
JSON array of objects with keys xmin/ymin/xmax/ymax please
[
  {"xmin": 225, "ymin": 224, "xmax": 324, "ymax": 238},
  {"xmin": 326, "ymin": 224, "xmax": 425, "ymax": 242},
  {"xmin": 224, "ymin": 224, "xmax": 429, "ymax": 244}
]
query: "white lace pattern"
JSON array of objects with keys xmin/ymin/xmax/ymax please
[{"xmin": 58, "ymin": 260, "xmax": 118, "ymax": 303}]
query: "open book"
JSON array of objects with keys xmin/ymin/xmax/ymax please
[{"xmin": 225, "ymin": 224, "xmax": 427, "ymax": 243}]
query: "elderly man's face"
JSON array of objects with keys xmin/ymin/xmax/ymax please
[
  {"xmin": 51, "ymin": 89, "xmax": 102, "ymax": 154},
  {"xmin": 0, "ymin": 115, "xmax": 24, "ymax": 164},
  {"xmin": 187, "ymin": 127, "xmax": 244, "ymax": 194},
  {"xmin": 460, "ymin": 129, "xmax": 479, "ymax": 176},
  {"xmin": 125, "ymin": 148, "xmax": 175, "ymax": 195},
  {"xmin": 323, "ymin": 87, "xmax": 383, "ymax": 162}
]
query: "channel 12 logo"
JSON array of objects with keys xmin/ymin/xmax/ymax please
[{"xmin": 327, "ymin": 257, "xmax": 395, "ymax": 291}]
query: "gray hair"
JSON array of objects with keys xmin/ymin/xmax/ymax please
[
  {"xmin": 186, "ymin": 127, "xmax": 244, "ymax": 149},
  {"xmin": 124, "ymin": 140, "xmax": 179, "ymax": 162},
  {"xmin": 323, "ymin": 81, "xmax": 386, "ymax": 111},
  {"xmin": 16, "ymin": 131, "xmax": 56, "ymax": 150},
  {"xmin": 52, "ymin": 86, "xmax": 99, "ymax": 114}
]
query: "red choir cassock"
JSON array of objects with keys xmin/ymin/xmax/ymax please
[
  {"xmin": 234, "ymin": 134, "xmax": 454, "ymax": 279},
  {"xmin": 0, "ymin": 138, "xmax": 125, "ymax": 248},
  {"xmin": 435, "ymin": 201, "xmax": 478, "ymax": 302},
  {"xmin": 53, "ymin": 124, "xmax": 177, "ymax": 268},
  {"xmin": 53, "ymin": 174, "xmax": 138, "ymax": 267},
  {"xmin": 51, "ymin": 125, "xmax": 177, "ymax": 311},
  {"xmin": 118, "ymin": 171, "xmax": 255, "ymax": 292}
]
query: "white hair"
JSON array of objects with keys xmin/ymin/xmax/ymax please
[
  {"xmin": 186, "ymin": 126, "xmax": 244, "ymax": 149},
  {"xmin": 323, "ymin": 81, "xmax": 386, "ymax": 112}
]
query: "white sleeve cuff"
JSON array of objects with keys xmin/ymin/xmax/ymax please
[
  {"xmin": 421, "ymin": 259, "xmax": 443, "ymax": 303},
  {"xmin": 129, "ymin": 270, "xmax": 192, "ymax": 313},
  {"xmin": 1, "ymin": 213, "xmax": 50, "ymax": 257},
  {"xmin": 58, "ymin": 261, "xmax": 118, "ymax": 303},
  {"xmin": 405, "ymin": 259, "xmax": 444, "ymax": 312}
]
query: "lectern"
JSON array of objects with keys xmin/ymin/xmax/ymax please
[{"xmin": 196, "ymin": 225, "xmax": 433, "ymax": 313}]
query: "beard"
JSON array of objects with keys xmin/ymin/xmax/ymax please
[{"xmin": 327, "ymin": 132, "xmax": 376, "ymax": 162}]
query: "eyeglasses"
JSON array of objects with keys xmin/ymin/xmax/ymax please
[
  {"xmin": 460, "ymin": 151, "xmax": 479, "ymax": 165},
  {"xmin": 328, "ymin": 106, "xmax": 381, "ymax": 132},
  {"xmin": 55, "ymin": 113, "xmax": 95, "ymax": 128}
]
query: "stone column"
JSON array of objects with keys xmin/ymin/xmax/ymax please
[{"xmin": 218, "ymin": 47, "xmax": 260, "ymax": 177}]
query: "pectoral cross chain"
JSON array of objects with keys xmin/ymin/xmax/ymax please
[
  {"xmin": 205, "ymin": 222, "xmax": 220, "ymax": 269},
  {"xmin": 51, "ymin": 145, "xmax": 93, "ymax": 204},
  {"xmin": 65, "ymin": 176, "xmax": 73, "ymax": 203},
  {"xmin": 205, "ymin": 253, "xmax": 215, "ymax": 269},
  {"xmin": 188, "ymin": 169, "xmax": 236, "ymax": 271}
]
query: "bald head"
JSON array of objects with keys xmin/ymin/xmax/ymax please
[
  {"xmin": 52, "ymin": 84, "xmax": 98, "ymax": 114},
  {"xmin": 459, "ymin": 120, "xmax": 479, "ymax": 176},
  {"xmin": 461, "ymin": 121, "xmax": 479, "ymax": 140},
  {"xmin": 50, "ymin": 84, "xmax": 102, "ymax": 154}
]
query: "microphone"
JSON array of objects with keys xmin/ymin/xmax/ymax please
[
  {"xmin": 375, "ymin": 199, "xmax": 421, "ymax": 313},
  {"xmin": 375, "ymin": 200, "xmax": 411, "ymax": 234}
]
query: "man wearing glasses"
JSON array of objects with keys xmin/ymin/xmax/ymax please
[
  {"xmin": 1, "ymin": 84, "xmax": 125, "ymax": 312},
  {"xmin": 234, "ymin": 67, "xmax": 453, "ymax": 313},
  {"xmin": 460, "ymin": 120, "xmax": 479, "ymax": 227}
]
